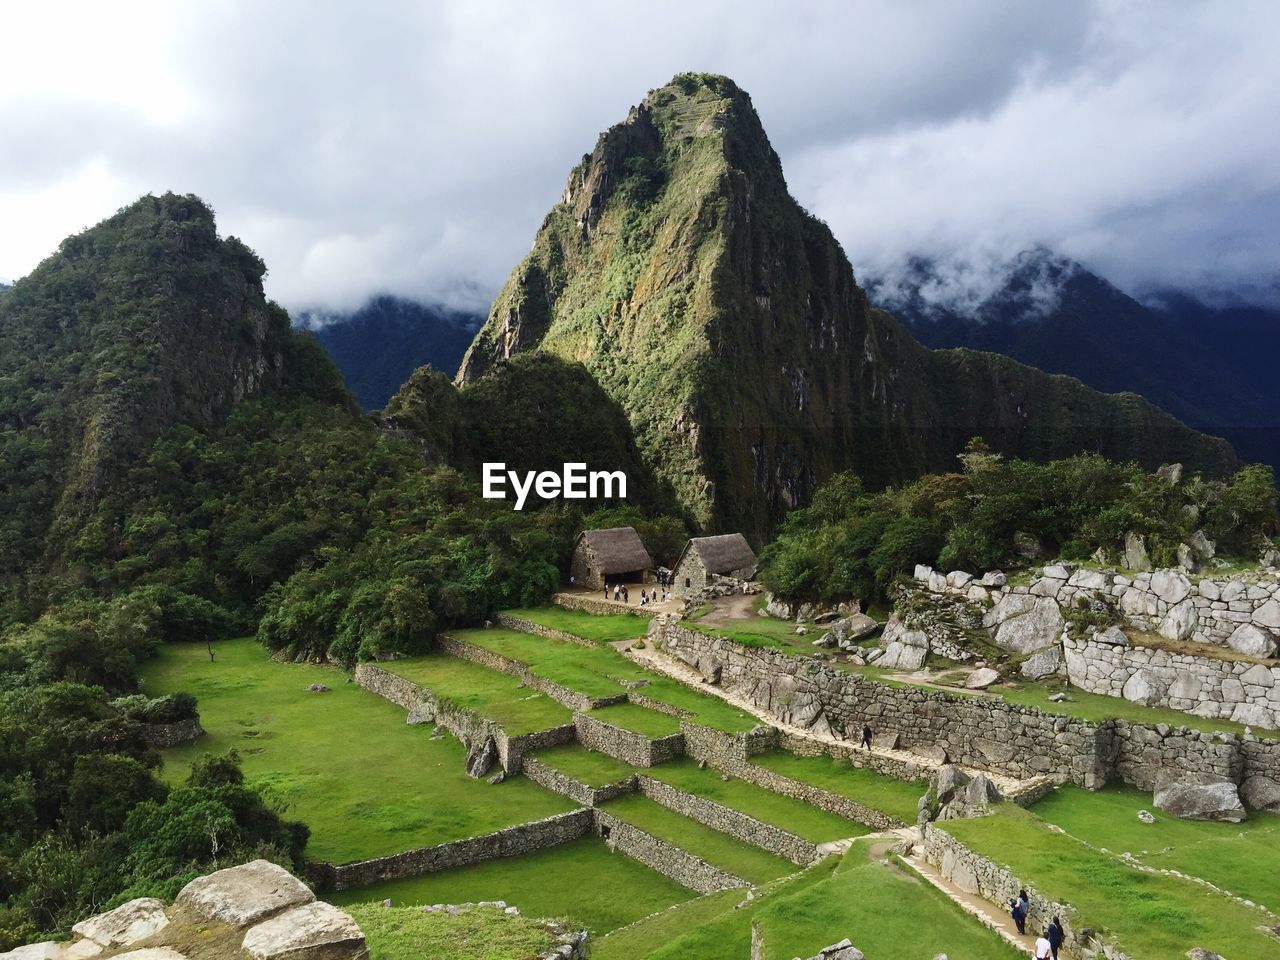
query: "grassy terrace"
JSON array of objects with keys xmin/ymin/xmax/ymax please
[
  {"xmin": 331, "ymin": 836, "xmax": 693, "ymax": 937},
  {"xmin": 378, "ymin": 652, "xmax": 573, "ymax": 734},
  {"xmin": 627, "ymin": 842, "xmax": 1022, "ymax": 960},
  {"xmin": 589, "ymin": 702, "xmax": 684, "ymax": 737},
  {"xmin": 944, "ymin": 806, "xmax": 1280, "ymax": 960},
  {"xmin": 532, "ymin": 743, "xmax": 637, "ymax": 786},
  {"xmin": 141, "ymin": 639, "xmax": 574, "ymax": 864},
  {"xmin": 600, "ymin": 794, "xmax": 796, "ymax": 885},
  {"xmin": 506, "ymin": 605, "xmax": 650, "ymax": 643},
  {"xmin": 1032, "ymin": 785, "xmax": 1280, "ymax": 907},
  {"xmin": 347, "ymin": 903, "xmax": 561, "ymax": 960},
  {"xmin": 642, "ymin": 758, "xmax": 868, "ymax": 843},
  {"xmin": 451, "ymin": 626, "xmax": 758, "ymax": 732},
  {"xmin": 749, "ymin": 750, "xmax": 927, "ymax": 823},
  {"xmin": 683, "ymin": 614, "xmax": 820, "ymax": 654}
]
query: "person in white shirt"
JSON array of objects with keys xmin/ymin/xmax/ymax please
[{"xmin": 1033, "ymin": 933, "xmax": 1052, "ymax": 959}]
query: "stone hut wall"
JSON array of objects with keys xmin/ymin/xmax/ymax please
[
  {"xmin": 319, "ymin": 809, "xmax": 594, "ymax": 891},
  {"xmin": 673, "ymin": 551, "xmax": 709, "ymax": 597},
  {"xmin": 573, "ymin": 711, "xmax": 685, "ymax": 767},
  {"xmin": 593, "ymin": 810, "xmax": 745, "ymax": 893},
  {"xmin": 570, "ymin": 539, "xmax": 606, "ymax": 591},
  {"xmin": 635, "ymin": 776, "xmax": 819, "ymax": 865}
]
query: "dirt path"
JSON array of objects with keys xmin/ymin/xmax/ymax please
[{"xmin": 693, "ymin": 593, "xmax": 759, "ymax": 627}]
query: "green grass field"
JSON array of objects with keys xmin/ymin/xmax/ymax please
[
  {"xmin": 749, "ymin": 750, "xmax": 927, "ymax": 823},
  {"xmin": 589, "ymin": 702, "xmax": 684, "ymax": 737},
  {"xmin": 601, "ymin": 794, "xmax": 797, "ymax": 885},
  {"xmin": 450, "ymin": 626, "xmax": 758, "ymax": 732},
  {"xmin": 330, "ymin": 837, "xmax": 693, "ymax": 935},
  {"xmin": 505, "ymin": 606, "xmax": 650, "ymax": 643},
  {"xmin": 348, "ymin": 904, "xmax": 558, "ymax": 960},
  {"xmin": 531, "ymin": 743, "xmax": 638, "ymax": 786},
  {"xmin": 642, "ymin": 758, "xmax": 868, "ymax": 843},
  {"xmin": 376, "ymin": 653, "xmax": 573, "ymax": 733},
  {"xmin": 683, "ymin": 615, "xmax": 817, "ymax": 654},
  {"xmin": 593, "ymin": 887, "xmax": 748, "ymax": 960},
  {"xmin": 1032, "ymin": 784, "xmax": 1280, "ymax": 907},
  {"xmin": 943, "ymin": 806, "xmax": 1280, "ymax": 959},
  {"xmin": 140, "ymin": 639, "xmax": 574, "ymax": 864}
]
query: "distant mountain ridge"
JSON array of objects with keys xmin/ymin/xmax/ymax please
[
  {"xmin": 456, "ymin": 72, "xmax": 1236, "ymax": 541},
  {"xmin": 296, "ymin": 296, "xmax": 479, "ymax": 409},
  {"xmin": 872, "ymin": 249, "xmax": 1280, "ymax": 469}
]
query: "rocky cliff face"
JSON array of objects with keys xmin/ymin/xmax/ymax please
[{"xmin": 458, "ymin": 73, "xmax": 1237, "ymax": 542}]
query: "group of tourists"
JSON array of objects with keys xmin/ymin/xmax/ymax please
[
  {"xmin": 1009, "ymin": 891, "xmax": 1064, "ymax": 959},
  {"xmin": 603, "ymin": 581, "xmax": 670, "ymax": 606}
]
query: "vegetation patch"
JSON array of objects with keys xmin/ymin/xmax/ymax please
[
  {"xmin": 600, "ymin": 794, "xmax": 796, "ymax": 884},
  {"xmin": 589, "ymin": 702, "xmax": 684, "ymax": 738},
  {"xmin": 643, "ymin": 758, "xmax": 869, "ymax": 843},
  {"xmin": 593, "ymin": 886, "xmax": 747, "ymax": 960},
  {"xmin": 943, "ymin": 806, "xmax": 1280, "ymax": 959},
  {"xmin": 1032, "ymin": 784, "xmax": 1280, "ymax": 907},
  {"xmin": 141, "ymin": 639, "xmax": 574, "ymax": 864},
  {"xmin": 749, "ymin": 750, "xmax": 928, "ymax": 823},
  {"xmin": 330, "ymin": 836, "xmax": 693, "ymax": 936}
]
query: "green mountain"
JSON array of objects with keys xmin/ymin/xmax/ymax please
[
  {"xmin": 0, "ymin": 193, "xmax": 349, "ymax": 616},
  {"xmin": 457, "ymin": 73, "xmax": 1236, "ymax": 541}
]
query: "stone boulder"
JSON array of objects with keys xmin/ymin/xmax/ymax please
[
  {"xmin": 1020, "ymin": 644, "xmax": 1062, "ymax": 680},
  {"xmin": 72, "ymin": 898, "xmax": 169, "ymax": 949},
  {"xmin": 876, "ymin": 617, "xmax": 928, "ymax": 670},
  {"xmin": 912, "ymin": 744, "xmax": 949, "ymax": 765},
  {"xmin": 112, "ymin": 951, "xmax": 187, "ymax": 959},
  {"xmin": 1153, "ymin": 773, "xmax": 1246, "ymax": 823},
  {"xmin": 241, "ymin": 901, "xmax": 365, "ymax": 960},
  {"xmin": 465, "ymin": 735, "xmax": 498, "ymax": 779},
  {"xmin": 1124, "ymin": 532, "xmax": 1152, "ymax": 572},
  {"xmin": 979, "ymin": 571, "xmax": 1007, "ymax": 587},
  {"xmin": 1121, "ymin": 668, "xmax": 1165, "ymax": 706},
  {"xmin": 1241, "ymin": 774, "xmax": 1280, "ymax": 812},
  {"xmin": 871, "ymin": 731, "xmax": 900, "ymax": 750},
  {"xmin": 1095, "ymin": 625, "xmax": 1129, "ymax": 647},
  {"xmin": 176, "ymin": 860, "xmax": 314, "ymax": 927},
  {"xmin": 1227, "ymin": 623, "xmax": 1278, "ymax": 657},
  {"xmin": 964, "ymin": 667, "xmax": 1000, "ymax": 689},
  {"xmin": 1186, "ymin": 949, "xmax": 1224, "ymax": 960},
  {"xmin": 1158, "ymin": 600, "xmax": 1198, "ymax": 642},
  {"xmin": 935, "ymin": 764, "xmax": 970, "ymax": 803},
  {"xmin": 804, "ymin": 939, "xmax": 864, "ymax": 960},
  {"xmin": 1253, "ymin": 598, "xmax": 1280, "ymax": 630},
  {"xmin": 831, "ymin": 612, "xmax": 878, "ymax": 643},
  {"xmin": 966, "ymin": 773, "xmax": 1000, "ymax": 805},
  {"xmin": 1151, "ymin": 570, "xmax": 1192, "ymax": 605},
  {"xmin": 990, "ymin": 596, "xmax": 1065, "ymax": 655}
]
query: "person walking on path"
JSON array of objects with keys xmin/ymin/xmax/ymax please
[
  {"xmin": 1009, "ymin": 894, "xmax": 1027, "ymax": 936},
  {"xmin": 604, "ymin": 582, "xmax": 609, "ymax": 600},
  {"xmin": 1033, "ymin": 930, "xmax": 1052, "ymax": 959},
  {"xmin": 1046, "ymin": 917, "xmax": 1064, "ymax": 960},
  {"xmin": 860, "ymin": 724, "xmax": 873, "ymax": 751},
  {"xmin": 622, "ymin": 586, "xmax": 629, "ymax": 604}
]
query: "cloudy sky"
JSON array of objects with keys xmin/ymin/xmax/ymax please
[{"xmin": 2, "ymin": 0, "xmax": 1278, "ymax": 312}]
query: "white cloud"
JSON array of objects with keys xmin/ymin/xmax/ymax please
[{"xmin": 0, "ymin": 0, "xmax": 1276, "ymax": 312}]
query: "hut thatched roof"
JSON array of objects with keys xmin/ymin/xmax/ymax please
[
  {"xmin": 677, "ymin": 533, "xmax": 757, "ymax": 575},
  {"xmin": 575, "ymin": 527, "xmax": 653, "ymax": 574}
]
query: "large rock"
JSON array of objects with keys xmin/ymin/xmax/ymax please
[
  {"xmin": 176, "ymin": 859, "xmax": 314, "ymax": 927},
  {"xmin": 992, "ymin": 596, "xmax": 1064, "ymax": 654},
  {"xmin": 1020, "ymin": 644, "xmax": 1062, "ymax": 680},
  {"xmin": 1153, "ymin": 773, "xmax": 1246, "ymax": 822},
  {"xmin": 112, "ymin": 951, "xmax": 188, "ymax": 960},
  {"xmin": 876, "ymin": 617, "xmax": 928, "ymax": 670},
  {"xmin": 1151, "ymin": 570, "xmax": 1192, "ymax": 605},
  {"xmin": 1121, "ymin": 669, "xmax": 1163, "ymax": 706},
  {"xmin": 1253, "ymin": 598, "xmax": 1280, "ymax": 630},
  {"xmin": 465, "ymin": 735, "xmax": 498, "ymax": 778},
  {"xmin": 241, "ymin": 901, "xmax": 365, "ymax": 960},
  {"xmin": 73, "ymin": 899, "xmax": 169, "ymax": 949},
  {"xmin": 966, "ymin": 773, "xmax": 1000, "ymax": 805},
  {"xmin": 1124, "ymin": 532, "xmax": 1152, "ymax": 572},
  {"xmin": 832, "ymin": 613, "xmax": 878, "ymax": 643},
  {"xmin": 964, "ymin": 667, "xmax": 1000, "ymax": 689},
  {"xmin": 935, "ymin": 765, "xmax": 970, "ymax": 803},
  {"xmin": 1158, "ymin": 600, "xmax": 1198, "ymax": 642},
  {"xmin": 1241, "ymin": 774, "xmax": 1280, "ymax": 812},
  {"xmin": 0, "ymin": 946, "xmax": 63, "ymax": 959},
  {"xmin": 1227, "ymin": 623, "xmax": 1278, "ymax": 658},
  {"xmin": 805, "ymin": 939, "xmax": 864, "ymax": 960}
]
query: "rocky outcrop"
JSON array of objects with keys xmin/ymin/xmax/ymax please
[
  {"xmin": 1152, "ymin": 773, "xmax": 1246, "ymax": 822},
  {"xmin": 1, "ymin": 860, "xmax": 365, "ymax": 960}
]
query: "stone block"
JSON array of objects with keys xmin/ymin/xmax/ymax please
[
  {"xmin": 176, "ymin": 860, "xmax": 314, "ymax": 928},
  {"xmin": 241, "ymin": 901, "xmax": 364, "ymax": 960},
  {"xmin": 72, "ymin": 899, "xmax": 169, "ymax": 949}
]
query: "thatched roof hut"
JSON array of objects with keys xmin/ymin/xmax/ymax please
[
  {"xmin": 671, "ymin": 533, "xmax": 757, "ymax": 595},
  {"xmin": 570, "ymin": 527, "xmax": 653, "ymax": 588}
]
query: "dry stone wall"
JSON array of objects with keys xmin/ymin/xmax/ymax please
[
  {"xmin": 316, "ymin": 810, "xmax": 594, "ymax": 891},
  {"xmin": 439, "ymin": 634, "xmax": 627, "ymax": 711},
  {"xmin": 636, "ymin": 775, "xmax": 819, "ymax": 864},
  {"xmin": 140, "ymin": 716, "xmax": 205, "ymax": 748},
  {"xmin": 923, "ymin": 826, "xmax": 1081, "ymax": 955},
  {"xmin": 1064, "ymin": 633, "xmax": 1280, "ymax": 729},
  {"xmin": 654, "ymin": 621, "xmax": 1280, "ymax": 795},
  {"xmin": 573, "ymin": 711, "xmax": 685, "ymax": 766},
  {"xmin": 521, "ymin": 756, "xmax": 635, "ymax": 807},
  {"xmin": 593, "ymin": 810, "xmax": 745, "ymax": 893},
  {"xmin": 553, "ymin": 592, "xmax": 648, "ymax": 617},
  {"xmin": 494, "ymin": 612, "xmax": 596, "ymax": 648}
]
